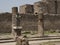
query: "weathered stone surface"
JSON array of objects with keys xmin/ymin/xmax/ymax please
[
  {"xmin": 19, "ymin": 4, "xmax": 34, "ymax": 14},
  {"xmin": 38, "ymin": 13, "xmax": 44, "ymax": 36},
  {"xmin": 16, "ymin": 36, "xmax": 22, "ymax": 45},
  {"xmin": 57, "ymin": 1, "xmax": 60, "ymax": 14},
  {"xmin": 46, "ymin": 1, "xmax": 56, "ymax": 14},
  {"xmin": 12, "ymin": 7, "xmax": 21, "ymax": 39},
  {"xmin": 0, "ymin": 12, "xmax": 12, "ymax": 33},
  {"xmin": 16, "ymin": 36, "xmax": 29, "ymax": 45},
  {"xmin": 42, "ymin": 0, "xmax": 60, "ymax": 14},
  {"xmin": 34, "ymin": 1, "xmax": 48, "ymax": 15},
  {"xmin": 12, "ymin": 7, "xmax": 18, "ymax": 15}
]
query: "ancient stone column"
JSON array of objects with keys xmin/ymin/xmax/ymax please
[
  {"xmin": 12, "ymin": 7, "xmax": 18, "ymax": 15},
  {"xmin": 34, "ymin": 1, "xmax": 44, "ymax": 37},
  {"xmin": 12, "ymin": 7, "xmax": 18, "ymax": 38},
  {"xmin": 38, "ymin": 13, "xmax": 44, "ymax": 37},
  {"xmin": 12, "ymin": 7, "xmax": 22, "ymax": 39}
]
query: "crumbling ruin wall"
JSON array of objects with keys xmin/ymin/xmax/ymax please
[
  {"xmin": 34, "ymin": 1, "xmax": 48, "ymax": 15},
  {"xmin": 12, "ymin": 12, "xmax": 60, "ymax": 32},
  {"xmin": 20, "ymin": 14, "xmax": 60, "ymax": 31},
  {"xmin": 44, "ymin": 15, "xmax": 60, "ymax": 31},
  {"xmin": 0, "ymin": 13, "xmax": 60, "ymax": 33},
  {"xmin": 19, "ymin": 4, "xmax": 34, "ymax": 14},
  {"xmin": 0, "ymin": 13, "xmax": 12, "ymax": 33},
  {"xmin": 1, "ymin": 0, "xmax": 60, "ymax": 33},
  {"xmin": 20, "ymin": 14, "xmax": 38, "ymax": 31},
  {"xmin": 42, "ymin": 0, "xmax": 60, "ymax": 14}
]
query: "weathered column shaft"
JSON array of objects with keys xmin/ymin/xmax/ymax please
[
  {"xmin": 38, "ymin": 13, "xmax": 44, "ymax": 36},
  {"xmin": 12, "ymin": 7, "xmax": 21, "ymax": 39},
  {"xmin": 12, "ymin": 7, "xmax": 18, "ymax": 15},
  {"xmin": 12, "ymin": 7, "xmax": 18, "ymax": 38},
  {"xmin": 12, "ymin": 7, "xmax": 18, "ymax": 28}
]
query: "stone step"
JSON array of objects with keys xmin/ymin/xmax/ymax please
[
  {"xmin": 0, "ymin": 37, "xmax": 60, "ymax": 43},
  {"xmin": 0, "ymin": 39, "xmax": 15, "ymax": 43},
  {"xmin": 28, "ymin": 37, "xmax": 60, "ymax": 41},
  {"xmin": 0, "ymin": 38, "xmax": 13, "ymax": 40}
]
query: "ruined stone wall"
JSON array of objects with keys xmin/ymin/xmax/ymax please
[
  {"xmin": 57, "ymin": 1, "xmax": 60, "ymax": 14},
  {"xmin": 44, "ymin": 15, "xmax": 60, "ymax": 30},
  {"xmin": 1, "ymin": 0, "xmax": 60, "ymax": 33},
  {"xmin": 0, "ymin": 13, "xmax": 12, "ymax": 33},
  {"xmin": 20, "ymin": 14, "xmax": 60, "ymax": 31},
  {"xmin": 42, "ymin": 0, "xmax": 60, "ymax": 14},
  {"xmin": 12, "ymin": 14, "xmax": 60, "ymax": 31},
  {"xmin": 19, "ymin": 4, "xmax": 34, "ymax": 14},
  {"xmin": 34, "ymin": 1, "xmax": 48, "ymax": 14},
  {"xmin": 20, "ymin": 14, "xmax": 38, "ymax": 31},
  {"xmin": 0, "ymin": 13, "xmax": 60, "ymax": 33}
]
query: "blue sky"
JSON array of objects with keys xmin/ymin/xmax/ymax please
[{"xmin": 0, "ymin": 0, "xmax": 41, "ymax": 13}]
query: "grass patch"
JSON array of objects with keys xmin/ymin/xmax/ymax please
[
  {"xmin": 0, "ymin": 33, "xmax": 11, "ymax": 36},
  {"xmin": 22, "ymin": 31, "xmax": 38, "ymax": 35},
  {"xmin": 40, "ymin": 41, "xmax": 60, "ymax": 45},
  {"xmin": 44, "ymin": 30, "xmax": 60, "ymax": 35}
]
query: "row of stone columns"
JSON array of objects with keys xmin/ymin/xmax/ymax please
[
  {"xmin": 12, "ymin": 7, "xmax": 44, "ymax": 38},
  {"xmin": 12, "ymin": 7, "xmax": 29, "ymax": 45},
  {"xmin": 12, "ymin": 6, "xmax": 44, "ymax": 45}
]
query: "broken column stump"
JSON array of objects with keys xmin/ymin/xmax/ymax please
[
  {"xmin": 16, "ymin": 36, "xmax": 29, "ymax": 45},
  {"xmin": 38, "ymin": 13, "xmax": 44, "ymax": 37}
]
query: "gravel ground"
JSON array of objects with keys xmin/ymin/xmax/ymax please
[
  {"xmin": 0, "ymin": 39, "xmax": 60, "ymax": 45},
  {"xmin": 0, "ymin": 42, "xmax": 16, "ymax": 45}
]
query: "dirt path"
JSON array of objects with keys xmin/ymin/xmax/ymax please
[
  {"xmin": 0, "ymin": 42, "xmax": 16, "ymax": 45},
  {"xmin": 0, "ymin": 39, "xmax": 60, "ymax": 45}
]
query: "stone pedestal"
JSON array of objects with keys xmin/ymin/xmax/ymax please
[{"xmin": 16, "ymin": 36, "xmax": 29, "ymax": 45}]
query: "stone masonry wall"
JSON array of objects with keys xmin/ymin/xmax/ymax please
[
  {"xmin": 0, "ymin": 13, "xmax": 60, "ymax": 32},
  {"xmin": 42, "ymin": 0, "xmax": 60, "ymax": 14},
  {"xmin": 20, "ymin": 14, "xmax": 38, "ymax": 31},
  {"xmin": 1, "ymin": 0, "xmax": 60, "ymax": 33},
  {"xmin": 19, "ymin": 4, "xmax": 34, "ymax": 14},
  {"xmin": 0, "ymin": 13, "xmax": 12, "ymax": 33}
]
